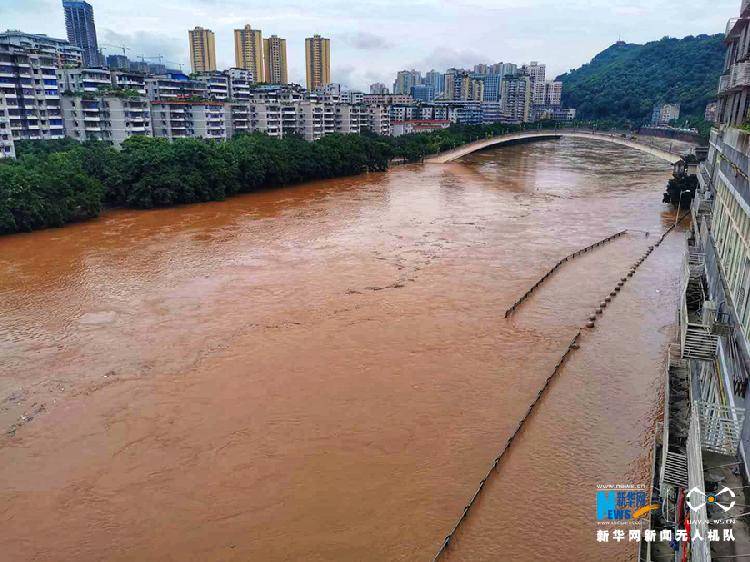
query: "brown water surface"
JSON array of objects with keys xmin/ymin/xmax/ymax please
[{"xmin": 0, "ymin": 138, "xmax": 684, "ymax": 561}]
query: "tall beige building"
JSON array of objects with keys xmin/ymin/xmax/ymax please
[
  {"xmin": 234, "ymin": 25, "xmax": 263, "ymax": 82},
  {"xmin": 305, "ymin": 34, "xmax": 330, "ymax": 91},
  {"xmin": 188, "ymin": 27, "xmax": 216, "ymax": 73},
  {"xmin": 263, "ymin": 35, "xmax": 288, "ymax": 84}
]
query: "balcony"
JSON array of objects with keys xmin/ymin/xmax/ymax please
[
  {"xmin": 731, "ymin": 61, "xmax": 750, "ymax": 88},
  {"xmin": 691, "ymin": 190, "xmax": 713, "ymax": 227},
  {"xmin": 726, "ymin": 17, "xmax": 740, "ymax": 36},
  {"xmin": 660, "ymin": 346, "xmax": 689, "ymax": 491},
  {"xmin": 680, "ymin": 252, "xmax": 719, "ymax": 361},
  {"xmin": 695, "ymin": 400, "xmax": 745, "ymax": 456}
]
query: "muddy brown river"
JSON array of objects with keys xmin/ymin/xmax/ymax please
[{"xmin": 0, "ymin": 137, "xmax": 686, "ymax": 561}]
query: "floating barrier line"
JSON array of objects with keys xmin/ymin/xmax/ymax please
[
  {"xmin": 504, "ymin": 230, "xmax": 628, "ymax": 318},
  {"xmin": 431, "ymin": 330, "xmax": 582, "ymax": 562},
  {"xmin": 433, "ymin": 212, "xmax": 690, "ymax": 560}
]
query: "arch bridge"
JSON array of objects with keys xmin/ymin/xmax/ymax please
[{"xmin": 424, "ymin": 129, "xmax": 685, "ymax": 165}]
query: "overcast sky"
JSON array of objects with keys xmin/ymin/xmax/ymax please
[{"xmin": 1, "ymin": 0, "xmax": 739, "ymax": 89}]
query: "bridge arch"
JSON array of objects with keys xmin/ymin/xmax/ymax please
[{"xmin": 423, "ymin": 130, "xmax": 683, "ymax": 165}]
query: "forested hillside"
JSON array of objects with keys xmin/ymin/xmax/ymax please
[{"xmin": 557, "ymin": 34, "xmax": 725, "ymax": 123}]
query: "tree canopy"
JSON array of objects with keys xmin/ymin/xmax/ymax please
[
  {"xmin": 557, "ymin": 35, "xmax": 725, "ymax": 125},
  {"xmin": 1, "ymin": 122, "xmax": 528, "ymax": 235}
]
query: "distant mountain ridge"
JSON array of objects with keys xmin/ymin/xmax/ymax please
[{"xmin": 556, "ymin": 34, "xmax": 726, "ymax": 123}]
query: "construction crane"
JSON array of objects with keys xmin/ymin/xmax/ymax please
[
  {"xmin": 100, "ymin": 44, "xmax": 131, "ymax": 56},
  {"xmin": 137, "ymin": 55, "xmax": 185, "ymax": 72}
]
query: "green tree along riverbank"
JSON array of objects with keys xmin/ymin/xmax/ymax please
[{"xmin": 0, "ymin": 124, "xmax": 529, "ymax": 235}]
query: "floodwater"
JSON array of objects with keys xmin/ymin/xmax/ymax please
[{"xmin": 0, "ymin": 137, "xmax": 685, "ymax": 561}]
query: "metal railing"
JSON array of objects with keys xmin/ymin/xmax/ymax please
[
  {"xmin": 696, "ymin": 400, "xmax": 744, "ymax": 455},
  {"xmin": 687, "ymin": 408, "xmax": 711, "ymax": 562}
]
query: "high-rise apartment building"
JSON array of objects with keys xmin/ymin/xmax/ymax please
[
  {"xmin": 0, "ymin": 43, "xmax": 65, "ymax": 141},
  {"xmin": 393, "ymin": 70, "xmax": 422, "ymax": 95},
  {"xmin": 500, "ymin": 75, "xmax": 531, "ymax": 123},
  {"xmin": 521, "ymin": 61, "xmax": 545, "ymax": 84},
  {"xmin": 62, "ymin": 0, "xmax": 100, "ymax": 67},
  {"xmin": 445, "ymin": 70, "xmax": 484, "ymax": 101},
  {"xmin": 263, "ymin": 35, "xmax": 288, "ymax": 84},
  {"xmin": 189, "ymin": 27, "xmax": 216, "ymax": 73},
  {"xmin": 234, "ymin": 25, "xmax": 263, "ymax": 82},
  {"xmin": 424, "ymin": 70, "xmax": 445, "ymax": 97},
  {"xmin": 305, "ymin": 35, "xmax": 330, "ymax": 91},
  {"xmin": 369, "ymin": 82, "xmax": 388, "ymax": 95},
  {"xmin": 0, "ymin": 89, "xmax": 15, "ymax": 158},
  {"xmin": 411, "ymin": 84, "xmax": 435, "ymax": 103}
]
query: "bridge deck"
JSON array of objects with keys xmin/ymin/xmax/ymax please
[{"xmin": 423, "ymin": 130, "xmax": 684, "ymax": 165}]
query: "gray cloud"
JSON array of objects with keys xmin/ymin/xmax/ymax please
[
  {"xmin": 100, "ymin": 29, "xmax": 187, "ymax": 70},
  {"xmin": 412, "ymin": 47, "xmax": 487, "ymax": 72},
  {"xmin": 339, "ymin": 31, "xmax": 391, "ymax": 50}
]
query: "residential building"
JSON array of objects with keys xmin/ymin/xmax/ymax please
[
  {"xmin": 521, "ymin": 61, "xmax": 545, "ymax": 84},
  {"xmin": 151, "ymin": 100, "xmax": 227, "ymax": 140},
  {"xmin": 411, "ymin": 84, "xmax": 435, "ymax": 103},
  {"xmin": 645, "ymin": 6, "xmax": 750, "ymax": 559},
  {"xmin": 305, "ymin": 35, "xmax": 331, "ymax": 91},
  {"xmin": 530, "ymin": 80, "xmax": 564, "ymax": 121},
  {"xmin": 424, "ymin": 70, "xmax": 445, "ymax": 97},
  {"xmin": 340, "ymin": 90, "xmax": 364, "ymax": 104},
  {"xmin": 334, "ymin": 103, "xmax": 365, "ymax": 134},
  {"xmin": 57, "ymin": 67, "xmax": 110, "ymax": 93},
  {"xmin": 717, "ymin": 9, "xmax": 750, "ymax": 125},
  {"xmin": 500, "ymin": 75, "xmax": 531, "ymax": 123},
  {"xmin": 652, "ymin": 102, "xmax": 681, "ymax": 125},
  {"xmin": 532, "ymin": 80, "xmax": 546, "ymax": 105},
  {"xmin": 194, "ymin": 72, "xmax": 230, "ymax": 101},
  {"xmin": 482, "ymin": 74, "xmax": 502, "ymax": 102},
  {"xmin": 473, "ymin": 64, "xmax": 489, "ymax": 75},
  {"xmin": 0, "ymin": 43, "xmax": 65, "ymax": 141},
  {"xmin": 110, "ymin": 70, "xmax": 146, "ymax": 95},
  {"xmin": 369, "ymin": 82, "xmax": 388, "ymax": 95},
  {"xmin": 296, "ymin": 99, "xmax": 334, "ymax": 141},
  {"xmin": 248, "ymin": 101, "xmax": 283, "ymax": 138},
  {"xmin": 393, "ymin": 69, "xmax": 421, "ymax": 95},
  {"xmin": 0, "ymin": 30, "xmax": 83, "ymax": 68},
  {"xmin": 481, "ymin": 101, "xmax": 503, "ymax": 124},
  {"xmin": 391, "ymin": 119, "xmax": 450, "ymax": 136},
  {"xmin": 363, "ymin": 93, "xmax": 413, "ymax": 105},
  {"xmin": 365, "ymin": 104, "xmax": 390, "ymax": 136},
  {"xmin": 62, "ymin": 1, "xmax": 100, "ymax": 67},
  {"xmin": 145, "ymin": 75, "xmax": 207, "ymax": 101},
  {"xmin": 188, "ymin": 27, "xmax": 216, "ymax": 73},
  {"xmin": 61, "ymin": 94, "xmax": 151, "ymax": 146},
  {"xmin": 0, "ymin": 90, "xmax": 15, "ymax": 158},
  {"xmin": 445, "ymin": 69, "xmax": 484, "ymax": 101},
  {"xmin": 226, "ymin": 68, "xmax": 254, "ymax": 101},
  {"xmin": 234, "ymin": 25, "xmax": 263, "ymax": 82},
  {"xmin": 490, "ymin": 62, "xmax": 517, "ymax": 77},
  {"xmin": 263, "ymin": 35, "xmax": 288, "ymax": 84}
]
